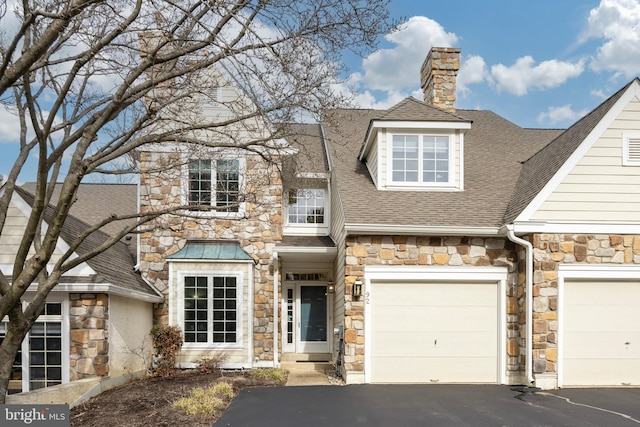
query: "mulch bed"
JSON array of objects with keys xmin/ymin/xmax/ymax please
[{"xmin": 70, "ymin": 370, "xmax": 285, "ymax": 427}]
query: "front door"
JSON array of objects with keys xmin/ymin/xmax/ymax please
[{"xmin": 283, "ymin": 284, "xmax": 330, "ymax": 354}]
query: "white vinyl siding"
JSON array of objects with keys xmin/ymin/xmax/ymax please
[{"xmin": 532, "ymin": 97, "xmax": 640, "ymax": 222}]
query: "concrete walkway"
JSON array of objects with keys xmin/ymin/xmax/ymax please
[{"xmin": 285, "ymin": 369, "xmax": 331, "ymax": 386}]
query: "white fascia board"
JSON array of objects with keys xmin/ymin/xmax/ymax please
[
  {"xmin": 167, "ymin": 258, "xmax": 255, "ymax": 264},
  {"xmin": 344, "ymin": 223, "xmax": 501, "ymax": 236},
  {"xmin": 510, "ymin": 221, "xmax": 640, "ymax": 235},
  {"xmin": 360, "ymin": 121, "xmax": 471, "ymax": 161},
  {"xmin": 515, "ymin": 81, "xmax": 640, "ymax": 223},
  {"xmin": 27, "ymin": 282, "xmax": 165, "ymax": 303},
  {"xmin": 558, "ymin": 263, "xmax": 640, "ymax": 278},
  {"xmin": 275, "ymin": 246, "xmax": 337, "ymax": 256}
]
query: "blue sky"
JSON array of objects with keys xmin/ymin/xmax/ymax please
[
  {"xmin": 2, "ymin": 0, "xmax": 640, "ymax": 182},
  {"xmin": 344, "ymin": 0, "xmax": 640, "ymax": 128}
]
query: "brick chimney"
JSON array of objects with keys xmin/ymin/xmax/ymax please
[{"xmin": 420, "ymin": 47, "xmax": 460, "ymax": 112}]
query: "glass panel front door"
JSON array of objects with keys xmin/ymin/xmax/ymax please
[{"xmin": 300, "ymin": 286, "xmax": 327, "ymax": 342}]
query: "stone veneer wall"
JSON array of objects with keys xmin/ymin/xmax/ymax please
[
  {"xmin": 530, "ymin": 234, "xmax": 640, "ymax": 375},
  {"xmin": 138, "ymin": 151, "xmax": 283, "ymax": 362},
  {"xmin": 69, "ymin": 293, "xmax": 109, "ymax": 380},
  {"xmin": 343, "ymin": 235, "xmax": 521, "ymax": 376},
  {"xmin": 420, "ymin": 47, "xmax": 460, "ymax": 112}
]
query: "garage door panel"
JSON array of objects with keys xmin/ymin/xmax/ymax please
[
  {"xmin": 563, "ymin": 280, "xmax": 640, "ymax": 386},
  {"xmin": 370, "ymin": 356, "xmax": 496, "ymax": 383},
  {"xmin": 369, "ymin": 281, "xmax": 499, "ymax": 383},
  {"xmin": 371, "ymin": 331, "xmax": 496, "ymax": 357},
  {"xmin": 375, "ymin": 307, "xmax": 496, "ymax": 332},
  {"xmin": 374, "ymin": 283, "xmax": 495, "ymax": 305}
]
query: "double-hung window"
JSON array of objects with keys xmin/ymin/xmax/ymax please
[
  {"xmin": 391, "ymin": 134, "xmax": 452, "ymax": 185},
  {"xmin": 182, "ymin": 274, "xmax": 241, "ymax": 346},
  {"xmin": 188, "ymin": 159, "xmax": 241, "ymax": 212}
]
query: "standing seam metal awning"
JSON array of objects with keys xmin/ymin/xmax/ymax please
[{"xmin": 166, "ymin": 240, "xmax": 253, "ymax": 261}]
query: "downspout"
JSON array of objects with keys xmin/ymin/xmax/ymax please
[
  {"xmin": 505, "ymin": 226, "xmax": 534, "ymax": 385},
  {"xmin": 273, "ymin": 251, "xmax": 279, "ymax": 367}
]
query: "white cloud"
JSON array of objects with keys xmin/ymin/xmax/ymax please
[
  {"xmin": 350, "ymin": 16, "xmax": 458, "ymax": 104},
  {"xmin": 0, "ymin": 106, "xmax": 23, "ymax": 143},
  {"xmin": 457, "ymin": 55, "xmax": 488, "ymax": 95},
  {"xmin": 583, "ymin": 0, "xmax": 640, "ymax": 78},
  {"xmin": 536, "ymin": 104, "xmax": 590, "ymax": 125},
  {"xmin": 490, "ymin": 56, "xmax": 585, "ymax": 96}
]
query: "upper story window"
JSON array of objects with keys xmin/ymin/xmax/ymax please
[
  {"xmin": 391, "ymin": 134, "xmax": 451, "ymax": 184},
  {"xmin": 287, "ymin": 189, "xmax": 325, "ymax": 224},
  {"xmin": 187, "ymin": 159, "xmax": 242, "ymax": 213},
  {"xmin": 284, "ymin": 186, "xmax": 329, "ymax": 236}
]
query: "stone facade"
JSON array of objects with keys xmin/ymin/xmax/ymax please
[
  {"xmin": 343, "ymin": 235, "xmax": 521, "ymax": 375},
  {"xmin": 528, "ymin": 234, "xmax": 640, "ymax": 375},
  {"xmin": 138, "ymin": 150, "xmax": 283, "ymax": 362},
  {"xmin": 69, "ymin": 293, "xmax": 109, "ymax": 380},
  {"xmin": 420, "ymin": 47, "xmax": 460, "ymax": 112}
]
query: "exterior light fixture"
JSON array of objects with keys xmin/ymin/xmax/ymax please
[
  {"xmin": 327, "ymin": 280, "xmax": 335, "ymax": 293},
  {"xmin": 352, "ymin": 280, "xmax": 363, "ymax": 298}
]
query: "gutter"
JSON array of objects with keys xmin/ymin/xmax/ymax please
[
  {"xmin": 345, "ymin": 224, "xmax": 501, "ymax": 236},
  {"xmin": 504, "ymin": 225, "xmax": 534, "ymax": 385}
]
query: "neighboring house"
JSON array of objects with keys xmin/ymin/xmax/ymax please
[
  {"xmin": 4, "ymin": 46, "xmax": 640, "ymax": 398},
  {"xmin": 0, "ymin": 184, "xmax": 162, "ymax": 397}
]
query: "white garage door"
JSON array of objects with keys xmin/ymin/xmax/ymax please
[
  {"xmin": 369, "ymin": 282, "xmax": 499, "ymax": 383},
  {"xmin": 563, "ymin": 280, "xmax": 640, "ymax": 386}
]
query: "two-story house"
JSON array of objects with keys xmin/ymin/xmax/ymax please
[
  {"xmin": 5, "ymin": 46, "xmax": 640, "ymax": 402},
  {"xmin": 139, "ymin": 47, "xmax": 640, "ymax": 390}
]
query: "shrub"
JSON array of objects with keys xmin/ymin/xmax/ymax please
[
  {"xmin": 173, "ymin": 382, "xmax": 235, "ymax": 416},
  {"xmin": 150, "ymin": 324, "xmax": 183, "ymax": 377},
  {"xmin": 249, "ymin": 368, "xmax": 289, "ymax": 383},
  {"xmin": 196, "ymin": 353, "xmax": 228, "ymax": 374}
]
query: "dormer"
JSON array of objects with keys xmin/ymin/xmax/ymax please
[{"xmin": 359, "ymin": 47, "xmax": 471, "ymax": 192}]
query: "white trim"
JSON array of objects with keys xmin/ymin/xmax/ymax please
[
  {"xmin": 515, "ymin": 81, "xmax": 640, "ymax": 222},
  {"xmin": 385, "ymin": 133, "xmax": 456, "ymax": 188},
  {"xmin": 22, "ymin": 282, "xmax": 164, "ymax": 303},
  {"xmin": 248, "ymin": 261, "xmax": 255, "ymax": 367},
  {"xmin": 344, "ymin": 224, "xmax": 501, "ymax": 236},
  {"xmin": 459, "ymin": 131, "xmax": 465, "ymax": 192},
  {"xmin": 511, "ymin": 222, "xmax": 640, "ymax": 235},
  {"xmin": 274, "ymin": 246, "xmax": 337, "ymax": 256},
  {"xmin": 179, "ymin": 155, "xmax": 247, "ymax": 219},
  {"xmin": 176, "ymin": 269, "xmax": 245, "ymax": 350},
  {"xmin": 557, "ymin": 263, "xmax": 640, "ymax": 388},
  {"xmin": 272, "ymin": 252, "xmax": 279, "ymax": 367},
  {"xmin": 363, "ymin": 266, "xmax": 508, "ymax": 384}
]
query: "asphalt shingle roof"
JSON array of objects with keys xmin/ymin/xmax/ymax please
[
  {"xmin": 324, "ymin": 103, "xmax": 563, "ymax": 230},
  {"xmin": 14, "ymin": 186, "xmax": 160, "ymax": 299}
]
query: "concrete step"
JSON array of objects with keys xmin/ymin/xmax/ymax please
[
  {"xmin": 281, "ymin": 361, "xmax": 334, "ymax": 372},
  {"xmin": 281, "ymin": 353, "xmax": 331, "ymax": 362}
]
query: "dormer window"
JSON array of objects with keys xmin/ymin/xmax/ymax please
[
  {"xmin": 392, "ymin": 134, "xmax": 451, "ymax": 184},
  {"xmin": 388, "ymin": 133, "xmax": 454, "ymax": 188}
]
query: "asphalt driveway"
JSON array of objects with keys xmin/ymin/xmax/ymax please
[{"xmin": 214, "ymin": 384, "xmax": 640, "ymax": 426}]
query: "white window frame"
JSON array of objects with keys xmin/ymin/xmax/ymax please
[
  {"xmin": 181, "ymin": 157, "xmax": 246, "ymax": 218},
  {"xmin": 386, "ymin": 132, "xmax": 455, "ymax": 189},
  {"xmin": 176, "ymin": 270, "xmax": 244, "ymax": 350},
  {"xmin": 622, "ymin": 132, "xmax": 640, "ymax": 166},
  {"xmin": 284, "ymin": 187, "xmax": 329, "ymax": 235},
  {"xmin": 1, "ymin": 297, "xmax": 70, "ymax": 393}
]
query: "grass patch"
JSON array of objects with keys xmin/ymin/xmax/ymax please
[
  {"xmin": 248, "ymin": 368, "xmax": 289, "ymax": 382},
  {"xmin": 173, "ymin": 382, "xmax": 235, "ymax": 416}
]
